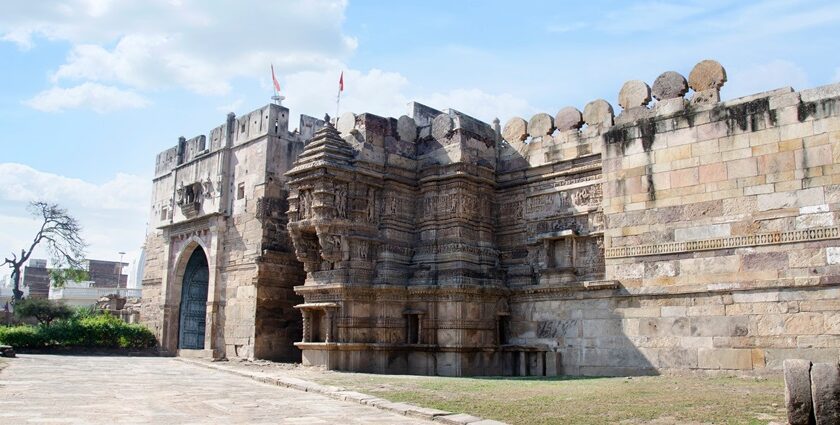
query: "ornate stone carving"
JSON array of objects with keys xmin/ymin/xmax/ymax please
[
  {"xmin": 606, "ymin": 226, "xmax": 840, "ymax": 259},
  {"xmin": 334, "ymin": 184, "xmax": 348, "ymax": 219}
]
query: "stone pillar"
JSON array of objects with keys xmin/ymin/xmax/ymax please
[
  {"xmin": 301, "ymin": 310, "xmax": 311, "ymax": 343},
  {"xmin": 784, "ymin": 359, "xmax": 813, "ymax": 425},
  {"xmin": 325, "ymin": 310, "xmax": 335, "ymax": 343},
  {"xmin": 535, "ymin": 352, "xmax": 545, "ymax": 376},
  {"xmin": 518, "ymin": 352, "xmax": 528, "ymax": 376},
  {"xmin": 546, "ymin": 352, "xmax": 561, "ymax": 376},
  {"xmin": 811, "ymin": 362, "xmax": 840, "ymax": 425}
]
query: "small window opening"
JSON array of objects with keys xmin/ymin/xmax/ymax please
[
  {"xmin": 237, "ymin": 183, "xmax": 245, "ymax": 200},
  {"xmin": 240, "ymin": 123, "xmax": 246, "ymax": 133},
  {"xmin": 160, "ymin": 207, "xmax": 168, "ymax": 221},
  {"xmin": 406, "ymin": 314, "xmax": 420, "ymax": 344}
]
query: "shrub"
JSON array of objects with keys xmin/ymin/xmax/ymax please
[
  {"xmin": 0, "ymin": 313, "xmax": 156, "ymax": 350},
  {"xmin": 14, "ymin": 298, "xmax": 73, "ymax": 326},
  {"xmin": 0, "ymin": 325, "xmax": 48, "ymax": 349}
]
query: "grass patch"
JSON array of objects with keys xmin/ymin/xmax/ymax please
[{"xmin": 306, "ymin": 373, "xmax": 784, "ymax": 424}]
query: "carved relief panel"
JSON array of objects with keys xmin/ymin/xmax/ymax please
[{"xmin": 524, "ymin": 183, "xmax": 602, "ymax": 220}]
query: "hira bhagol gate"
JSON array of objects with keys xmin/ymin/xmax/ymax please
[{"xmin": 141, "ymin": 59, "xmax": 840, "ymax": 376}]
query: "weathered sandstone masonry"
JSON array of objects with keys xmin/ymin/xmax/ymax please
[
  {"xmin": 142, "ymin": 59, "xmax": 840, "ymax": 376},
  {"xmin": 141, "ymin": 105, "xmax": 317, "ymax": 360}
]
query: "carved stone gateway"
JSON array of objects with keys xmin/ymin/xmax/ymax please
[
  {"xmin": 178, "ymin": 247, "xmax": 209, "ymax": 350},
  {"xmin": 142, "ymin": 60, "xmax": 840, "ymax": 377}
]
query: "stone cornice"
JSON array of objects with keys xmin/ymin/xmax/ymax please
[{"xmin": 605, "ymin": 226, "xmax": 840, "ymax": 259}]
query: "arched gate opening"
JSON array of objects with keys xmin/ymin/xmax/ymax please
[{"xmin": 178, "ymin": 246, "xmax": 209, "ymax": 349}]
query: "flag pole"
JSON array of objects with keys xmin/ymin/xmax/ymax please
[
  {"xmin": 270, "ymin": 64, "xmax": 284, "ymax": 106},
  {"xmin": 335, "ymin": 71, "xmax": 344, "ymax": 124},
  {"xmin": 335, "ymin": 89, "xmax": 340, "ymax": 121}
]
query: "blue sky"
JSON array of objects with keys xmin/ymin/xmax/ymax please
[{"xmin": 2, "ymin": 0, "xmax": 840, "ymax": 283}]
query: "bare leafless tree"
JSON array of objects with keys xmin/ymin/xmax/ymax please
[{"xmin": 3, "ymin": 201, "xmax": 87, "ymax": 301}]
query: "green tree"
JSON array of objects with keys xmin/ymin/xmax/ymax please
[
  {"xmin": 2, "ymin": 201, "xmax": 87, "ymax": 301},
  {"xmin": 14, "ymin": 298, "xmax": 73, "ymax": 326}
]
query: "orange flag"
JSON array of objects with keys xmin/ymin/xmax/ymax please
[{"xmin": 271, "ymin": 64, "xmax": 281, "ymax": 93}]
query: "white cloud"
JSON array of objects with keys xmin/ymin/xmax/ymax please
[
  {"xmin": 418, "ymin": 89, "xmax": 537, "ymax": 124},
  {"xmin": 283, "ymin": 68, "xmax": 410, "ymax": 127},
  {"xmin": 1, "ymin": 0, "xmax": 356, "ymax": 101},
  {"xmin": 724, "ymin": 60, "xmax": 810, "ymax": 99},
  {"xmin": 217, "ymin": 98, "xmax": 244, "ymax": 114},
  {"xmin": 0, "ymin": 163, "xmax": 148, "ymax": 212},
  {"xmin": 0, "ymin": 163, "xmax": 150, "ymax": 282},
  {"xmin": 279, "ymin": 67, "xmax": 536, "ymax": 129},
  {"xmin": 23, "ymin": 82, "xmax": 149, "ymax": 113}
]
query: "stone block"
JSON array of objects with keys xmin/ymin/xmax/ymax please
[
  {"xmin": 780, "ymin": 122, "xmax": 815, "ymax": 141},
  {"xmin": 698, "ymin": 348, "xmax": 752, "ymax": 369},
  {"xmin": 679, "ymin": 256, "xmax": 740, "ymax": 275},
  {"xmin": 795, "ymin": 212, "xmax": 834, "ymax": 229},
  {"xmin": 661, "ymin": 306, "xmax": 686, "ymax": 317},
  {"xmin": 670, "ymin": 167, "xmax": 699, "ymax": 188},
  {"xmin": 698, "ymin": 162, "xmax": 727, "ymax": 183},
  {"xmin": 826, "ymin": 247, "xmax": 840, "ymax": 265},
  {"xmin": 784, "ymin": 359, "xmax": 813, "ymax": 425},
  {"xmin": 756, "ymin": 191, "xmax": 798, "ymax": 211},
  {"xmin": 690, "ymin": 316, "xmax": 748, "ymax": 337},
  {"xmin": 674, "ymin": 223, "xmax": 731, "ymax": 242},
  {"xmin": 644, "ymin": 261, "xmax": 677, "ymax": 278},
  {"xmin": 784, "ymin": 313, "xmax": 824, "ymax": 335},
  {"xmin": 655, "ymin": 145, "xmax": 691, "ymax": 163},
  {"xmin": 742, "ymin": 252, "xmax": 788, "ymax": 271},
  {"xmin": 658, "ymin": 348, "xmax": 698, "ymax": 368},
  {"xmin": 638, "ymin": 317, "xmax": 690, "ymax": 337},
  {"xmin": 810, "ymin": 362, "xmax": 840, "ymax": 425},
  {"xmin": 797, "ymin": 144, "xmax": 833, "ymax": 169},
  {"xmin": 687, "ymin": 305, "xmax": 726, "ymax": 316},
  {"xmin": 721, "ymin": 147, "xmax": 752, "ymax": 162},
  {"xmin": 726, "ymin": 158, "xmax": 758, "ymax": 179}
]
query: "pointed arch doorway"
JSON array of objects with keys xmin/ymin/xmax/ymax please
[{"xmin": 178, "ymin": 246, "xmax": 209, "ymax": 349}]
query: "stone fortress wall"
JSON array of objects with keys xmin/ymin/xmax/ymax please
[
  {"xmin": 142, "ymin": 59, "xmax": 840, "ymax": 376},
  {"xmin": 507, "ymin": 61, "xmax": 840, "ymax": 375}
]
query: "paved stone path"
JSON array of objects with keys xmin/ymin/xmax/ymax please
[{"xmin": 0, "ymin": 355, "xmax": 430, "ymax": 424}]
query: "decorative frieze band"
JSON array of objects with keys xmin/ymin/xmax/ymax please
[{"xmin": 605, "ymin": 226, "xmax": 840, "ymax": 259}]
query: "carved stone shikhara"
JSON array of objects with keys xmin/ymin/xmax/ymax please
[{"xmin": 141, "ymin": 60, "xmax": 840, "ymax": 377}]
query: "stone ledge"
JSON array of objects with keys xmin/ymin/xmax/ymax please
[
  {"xmin": 606, "ymin": 226, "xmax": 840, "ymax": 258},
  {"xmin": 175, "ymin": 357, "xmax": 508, "ymax": 424}
]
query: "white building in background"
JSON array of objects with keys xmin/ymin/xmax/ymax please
[
  {"xmin": 49, "ymin": 281, "xmax": 141, "ymax": 308},
  {"xmin": 46, "ymin": 256, "xmax": 143, "ymax": 307}
]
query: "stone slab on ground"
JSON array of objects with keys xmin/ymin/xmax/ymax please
[
  {"xmin": 0, "ymin": 355, "xmax": 432, "ymax": 424},
  {"xmin": 436, "ymin": 413, "xmax": 487, "ymax": 424},
  {"xmin": 0, "ymin": 345, "xmax": 15, "ymax": 358},
  {"xmin": 178, "ymin": 357, "xmax": 508, "ymax": 424}
]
